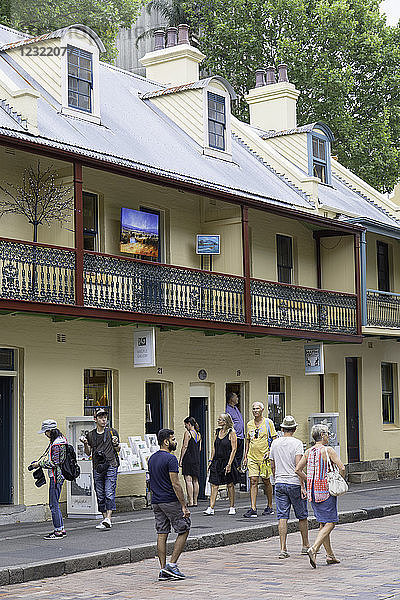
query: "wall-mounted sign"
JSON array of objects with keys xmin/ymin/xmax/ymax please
[
  {"xmin": 196, "ymin": 234, "xmax": 220, "ymax": 255},
  {"xmin": 198, "ymin": 369, "xmax": 207, "ymax": 381},
  {"xmin": 120, "ymin": 207, "xmax": 159, "ymax": 259},
  {"xmin": 134, "ymin": 328, "xmax": 156, "ymax": 368},
  {"xmin": 304, "ymin": 343, "xmax": 324, "ymax": 375}
]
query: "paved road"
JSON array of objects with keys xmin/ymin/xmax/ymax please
[
  {"xmin": 1, "ymin": 479, "xmax": 400, "ymax": 570},
  {"xmin": 2, "ymin": 513, "xmax": 400, "ymax": 599}
]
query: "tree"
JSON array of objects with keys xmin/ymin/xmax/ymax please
[
  {"xmin": 0, "ymin": 162, "xmax": 72, "ymax": 242},
  {"xmin": 1, "ymin": 0, "xmax": 143, "ymax": 60},
  {"xmin": 182, "ymin": 0, "xmax": 400, "ymax": 192}
]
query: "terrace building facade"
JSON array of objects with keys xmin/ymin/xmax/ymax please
[{"xmin": 0, "ymin": 22, "xmax": 398, "ymax": 518}]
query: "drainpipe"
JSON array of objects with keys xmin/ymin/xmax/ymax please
[{"xmin": 360, "ymin": 231, "xmax": 367, "ymax": 327}]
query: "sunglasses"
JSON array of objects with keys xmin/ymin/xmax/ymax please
[{"xmin": 254, "ymin": 428, "xmax": 260, "ymax": 439}]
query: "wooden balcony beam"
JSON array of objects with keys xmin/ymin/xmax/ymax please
[{"xmin": 0, "ymin": 299, "xmax": 363, "ymax": 343}]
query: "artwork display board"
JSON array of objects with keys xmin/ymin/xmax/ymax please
[
  {"xmin": 196, "ymin": 234, "xmax": 220, "ymax": 255},
  {"xmin": 66, "ymin": 416, "xmax": 100, "ymax": 518},
  {"xmin": 308, "ymin": 413, "xmax": 340, "ymax": 457}
]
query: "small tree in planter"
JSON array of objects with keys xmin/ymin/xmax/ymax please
[
  {"xmin": 0, "ymin": 161, "xmax": 73, "ymax": 294},
  {"xmin": 0, "ymin": 161, "xmax": 73, "ymax": 242}
]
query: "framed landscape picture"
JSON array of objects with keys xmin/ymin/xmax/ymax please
[
  {"xmin": 196, "ymin": 234, "xmax": 220, "ymax": 255},
  {"xmin": 120, "ymin": 208, "xmax": 159, "ymax": 259}
]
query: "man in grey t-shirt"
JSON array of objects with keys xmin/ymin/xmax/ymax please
[
  {"xmin": 269, "ymin": 415, "xmax": 309, "ymax": 558},
  {"xmin": 81, "ymin": 408, "xmax": 120, "ymax": 530}
]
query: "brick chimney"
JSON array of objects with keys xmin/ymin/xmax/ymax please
[
  {"xmin": 140, "ymin": 25, "xmax": 205, "ymax": 86},
  {"xmin": 245, "ymin": 64, "xmax": 300, "ymax": 131}
]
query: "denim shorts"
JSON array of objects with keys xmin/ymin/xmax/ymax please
[
  {"xmin": 153, "ymin": 501, "xmax": 191, "ymax": 535},
  {"xmin": 275, "ymin": 482, "xmax": 308, "ymax": 520}
]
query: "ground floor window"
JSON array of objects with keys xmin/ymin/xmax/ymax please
[
  {"xmin": 268, "ymin": 376, "xmax": 285, "ymax": 430},
  {"xmin": 145, "ymin": 382, "xmax": 171, "ymax": 434},
  {"xmin": 84, "ymin": 369, "xmax": 113, "ymax": 423},
  {"xmin": 381, "ymin": 362, "xmax": 396, "ymax": 424}
]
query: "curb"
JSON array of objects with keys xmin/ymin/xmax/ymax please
[{"xmin": 1, "ymin": 503, "xmax": 400, "ymax": 586}]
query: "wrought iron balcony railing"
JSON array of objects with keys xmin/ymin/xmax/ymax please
[
  {"xmin": 0, "ymin": 238, "xmax": 75, "ymax": 305},
  {"xmin": 366, "ymin": 289, "xmax": 400, "ymax": 328},
  {"xmin": 83, "ymin": 252, "xmax": 245, "ymax": 323},
  {"xmin": 251, "ymin": 278, "xmax": 357, "ymax": 334},
  {"xmin": 0, "ymin": 238, "xmax": 358, "ymax": 335}
]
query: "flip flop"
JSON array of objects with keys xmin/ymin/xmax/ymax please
[{"xmin": 307, "ymin": 547, "xmax": 317, "ymax": 568}]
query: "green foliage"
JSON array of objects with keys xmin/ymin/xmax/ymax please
[
  {"xmin": 0, "ymin": 0, "xmax": 143, "ymax": 60},
  {"xmin": 183, "ymin": 0, "xmax": 400, "ymax": 192}
]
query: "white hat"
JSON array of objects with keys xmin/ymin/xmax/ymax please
[
  {"xmin": 280, "ymin": 415, "xmax": 298, "ymax": 429},
  {"xmin": 38, "ymin": 419, "xmax": 58, "ymax": 434}
]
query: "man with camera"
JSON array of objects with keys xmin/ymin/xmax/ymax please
[{"xmin": 81, "ymin": 408, "xmax": 120, "ymax": 530}]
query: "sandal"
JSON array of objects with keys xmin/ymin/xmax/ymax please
[
  {"xmin": 326, "ymin": 555, "xmax": 340, "ymax": 565},
  {"xmin": 307, "ymin": 547, "xmax": 317, "ymax": 569},
  {"xmin": 278, "ymin": 550, "xmax": 290, "ymax": 559}
]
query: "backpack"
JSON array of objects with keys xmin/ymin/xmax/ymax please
[{"xmin": 61, "ymin": 444, "xmax": 81, "ymax": 481}]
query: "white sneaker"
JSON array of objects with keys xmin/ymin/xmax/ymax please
[
  {"xmin": 228, "ymin": 507, "xmax": 236, "ymax": 515},
  {"xmin": 204, "ymin": 506, "xmax": 214, "ymax": 515},
  {"xmin": 102, "ymin": 517, "xmax": 112, "ymax": 528},
  {"xmin": 95, "ymin": 522, "xmax": 107, "ymax": 530}
]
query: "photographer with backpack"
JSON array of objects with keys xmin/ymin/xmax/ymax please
[
  {"xmin": 30, "ymin": 419, "xmax": 68, "ymax": 540},
  {"xmin": 80, "ymin": 408, "xmax": 120, "ymax": 530}
]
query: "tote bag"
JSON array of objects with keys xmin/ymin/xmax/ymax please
[{"xmin": 324, "ymin": 447, "xmax": 348, "ymax": 497}]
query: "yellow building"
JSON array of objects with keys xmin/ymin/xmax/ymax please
[{"xmin": 0, "ymin": 23, "xmax": 398, "ymax": 520}]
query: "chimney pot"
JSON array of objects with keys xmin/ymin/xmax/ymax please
[
  {"xmin": 278, "ymin": 64, "xmax": 289, "ymax": 83},
  {"xmin": 154, "ymin": 29, "xmax": 165, "ymax": 51},
  {"xmin": 265, "ymin": 66, "xmax": 276, "ymax": 85},
  {"xmin": 166, "ymin": 27, "xmax": 178, "ymax": 47},
  {"xmin": 178, "ymin": 24, "xmax": 190, "ymax": 45},
  {"xmin": 255, "ymin": 69, "xmax": 266, "ymax": 88}
]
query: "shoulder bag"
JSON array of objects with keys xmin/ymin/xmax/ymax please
[{"xmin": 324, "ymin": 447, "xmax": 348, "ymax": 497}]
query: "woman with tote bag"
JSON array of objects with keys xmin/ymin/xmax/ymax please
[{"xmin": 295, "ymin": 424, "xmax": 346, "ymax": 568}]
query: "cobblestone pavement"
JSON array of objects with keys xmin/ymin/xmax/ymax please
[{"xmin": 2, "ymin": 514, "xmax": 400, "ymax": 600}]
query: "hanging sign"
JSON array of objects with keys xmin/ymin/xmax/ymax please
[
  {"xmin": 196, "ymin": 234, "xmax": 220, "ymax": 255},
  {"xmin": 304, "ymin": 343, "xmax": 324, "ymax": 375},
  {"xmin": 134, "ymin": 328, "xmax": 156, "ymax": 367}
]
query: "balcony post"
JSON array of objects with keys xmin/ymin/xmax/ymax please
[
  {"xmin": 360, "ymin": 231, "xmax": 367, "ymax": 326},
  {"xmin": 74, "ymin": 162, "xmax": 84, "ymax": 306},
  {"xmin": 354, "ymin": 232, "xmax": 362, "ymax": 335},
  {"xmin": 241, "ymin": 205, "xmax": 252, "ymax": 324}
]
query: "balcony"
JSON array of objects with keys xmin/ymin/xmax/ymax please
[
  {"xmin": 0, "ymin": 238, "xmax": 358, "ymax": 337},
  {"xmin": 366, "ymin": 289, "xmax": 400, "ymax": 329}
]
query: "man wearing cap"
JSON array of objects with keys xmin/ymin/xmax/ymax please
[
  {"xmin": 269, "ymin": 415, "xmax": 310, "ymax": 558},
  {"xmin": 81, "ymin": 409, "xmax": 120, "ymax": 529}
]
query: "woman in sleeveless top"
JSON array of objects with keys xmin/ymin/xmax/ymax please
[
  {"xmin": 296, "ymin": 424, "xmax": 345, "ymax": 568},
  {"xmin": 179, "ymin": 417, "xmax": 201, "ymax": 507},
  {"xmin": 204, "ymin": 413, "xmax": 239, "ymax": 516}
]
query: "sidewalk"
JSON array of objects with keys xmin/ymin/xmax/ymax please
[{"xmin": 1, "ymin": 478, "xmax": 400, "ymax": 586}]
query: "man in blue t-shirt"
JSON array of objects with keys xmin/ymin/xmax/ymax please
[{"xmin": 148, "ymin": 428, "xmax": 191, "ymax": 581}]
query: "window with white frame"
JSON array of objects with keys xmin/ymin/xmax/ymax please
[
  {"xmin": 268, "ymin": 376, "xmax": 285, "ymax": 431},
  {"xmin": 381, "ymin": 362, "xmax": 397, "ymax": 424},
  {"xmin": 67, "ymin": 46, "xmax": 93, "ymax": 113},
  {"xmin": 208, "ymin": 92, "xmax": 226, "ymax": 151}
]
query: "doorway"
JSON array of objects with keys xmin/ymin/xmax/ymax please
[
  {"xmin": 145, "ymin": 382, "xmax": 164, "ymax": 435},
  {"xmin": 0, "ymin": 377, "xmax": 13, "ymax": 504},
  {"xmin": 346, "ymin": 357, "xmax": 360, "ymax": 463},
  {"xmin": 189, "ymin": 396, "xmax": 208, "ymax": 499}
]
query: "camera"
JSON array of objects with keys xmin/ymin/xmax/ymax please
[
  {"xmin": 94, "ymin": 450, "xmax": 109, "ymax": 474},
  {"xmin": 28, "ymin": 463, "xmax": 46, "ymax": 487}
]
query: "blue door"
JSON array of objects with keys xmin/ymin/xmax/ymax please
[
  {"xmin": 0, "ymin": 377, "xmax": 12, "ymax": 504},
  {"xmin": 189, "ymin": 397, "xmax": 208, "ymax": 499}
]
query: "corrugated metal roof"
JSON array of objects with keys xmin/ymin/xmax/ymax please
[{"xmin": 142, "ymin": 76, "xmax": 237, "ymax": 100}]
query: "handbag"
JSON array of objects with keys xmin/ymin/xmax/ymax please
[
  {"xmin": 324, "ymin": 447, "xmax": 348, "ymax": 497},
  {"xmin": 204, "ymin": 475, "xmax": 211, "ymax": 497}
]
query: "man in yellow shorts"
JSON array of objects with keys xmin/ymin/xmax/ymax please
[{"xmin": 242, "ymin": 401, "xmax": 277, "ymax": 518}]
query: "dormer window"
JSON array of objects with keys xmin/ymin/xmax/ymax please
[
  {"xmin": 208, "ymin": 92, "xmax": 226, "ymax": 151},
  {"xmin": 67, "ymin": 46, "xmax": 93, "ymax": 112},
  {"xmin": 312, "ymin": 135, "xmax": 328, "ymax": 182},
  {"xmin": 307, "ymin": 124, "xmax": 333, "ymax": 184}
]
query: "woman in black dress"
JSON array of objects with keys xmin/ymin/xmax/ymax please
[
  {"xmin": 179, "ymin": 417, "xmax": 201, "ymax": 507},
  {"xmin": 204, "ymin": 413, "xmax": 239, "ymax": 516}
]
